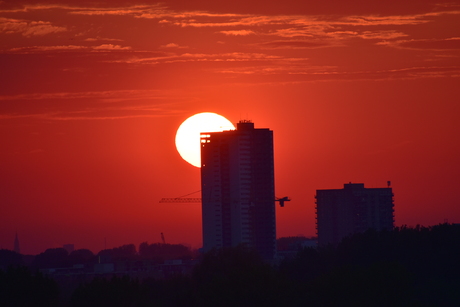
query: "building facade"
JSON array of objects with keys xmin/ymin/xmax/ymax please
[
  {"xmin": 200, "ymin": 120, "xmax": 276, "ymax": 259},
  {"xmin": 315, "ymin": 183, "xmax": 394, "ymax": 246}
]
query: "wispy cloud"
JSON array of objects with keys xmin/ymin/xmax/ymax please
[
  {"xmin": 160, "ymin": 43, "xmax": 189, "ymax": 49},
  {"xmin": 216, "ymin": 64, "xmax": 335, "ymax": 75},
  {"xmin": 356, "ymin": 30, "xmax": 408, "ymax": 40},
  {"xmin": 92, "ymin": 44, "xmax": 132, "ymax": 51},
  {"xmin": 220, "ymin": 30, "xmax": 255, "ymax": 36},
  {"xmin": 259, "ymin": 40, "xmax": 334, "ymax": 49},
  {"xmin": 341, "ymin": 15, "xmax": 430, "ymax": 26},
  {"xmin": 2, "ymin": 4, "xmax": 459, "ymax": 48},
  {"xmin": 0, "ymin": 17, "xmax": 66, "ymax": 36},
  {"xmin": 84, "ymin": 36, "xmax": 123, "ymax": 42},
  {"xmin": 110, "ymin": 52, "xmax": 282, "ymax": 65},
  {"xmin": 0, "ymin": 112, "xmax": 170, "ymax": 121},
  {"xmin": 214, "ymin": 63, "xmax": 460, "ymax": 83},
  {"xmin": 0, "ymin": 2, "xmax": 458, "ymax": 87},
  {"xmin": 8, "ymin": 44, "xmax": 132, "ymax": 53},
  {"xmin": 377, "ymin": 37, "xmax": 460, "ymax": 50},
  {"xmin": 0, "ymin": 89, "xmax": 187, "ymax": 121},
  {"xmin": 0, "ymin": 89, "xmax": 178, "ymax": 102}
]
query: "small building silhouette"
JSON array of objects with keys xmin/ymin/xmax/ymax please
[{"xmin": 315, "ymin": 183, "xmax": 394, "ymax": 246}]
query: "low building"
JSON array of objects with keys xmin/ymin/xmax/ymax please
[{"xmin": 316, "ymin": 183, "xmax": 394, "ymax": 246}]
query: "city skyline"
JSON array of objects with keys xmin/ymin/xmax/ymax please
[{"xmin": 1, "ymin": 0, "xmax": 459, "ymax": 254}]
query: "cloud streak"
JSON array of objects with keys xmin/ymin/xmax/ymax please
[
  {"xmin": 0, "ymin": 88, "xmax": 189, "ymax": 121},
  {"xmin": 8, "ymin": 44, "xmax": 132, "ymax": 53},
  {"xmin": 0, "ymin": 89, "xmax": 182, "ymax": 102},
  {"xmin": 377, "ymin": 37, "xmax": 460, "ymax": 50},
  {"xmin": 0, "ymin": 17, "xmax": 66, "ymax": 36}
]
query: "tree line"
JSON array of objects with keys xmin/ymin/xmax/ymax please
[{"xmin": 1, "ymin": 223, "xmax": 460, "ymax": 306}]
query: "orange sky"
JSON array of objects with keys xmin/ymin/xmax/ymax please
[{"xmin": 1, "ymin": 0, "xmax": 459, "ymax": 255}]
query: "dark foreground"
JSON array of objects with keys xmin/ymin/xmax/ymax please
[{"xmin": 1, "ymin": 223, "xmax": 460, "ymax": 306}]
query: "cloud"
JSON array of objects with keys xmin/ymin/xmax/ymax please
[
  {"xmin": 173, "ymin": 15, "xmax": 286, "ymax": 28},
  {"xmin": 8, "ymin": 44, "xmax": 132, "ymax": 53},
  {"xmin": 0, "ymin": 89, "xmax": 174, "ymax": 102},
  {"xmin": 84, "ymin": 36, "xmax": 123, "ymax": 42},
  {"xmin": 377, "ymin": 37, "xmax": 460, "ymax": 50},
  {"xmin": 92, "ymin": 44, "xmax": 132, "ymax": 51},
  {"xmin": 110, "ymin": 52, "xmax": 282, "ymax": 65},
  {"xmin": 9, "ymin": 45, "xmax": 86, "ymax": 52},
  {"xmin": 0, "ymin": 89, "xmax": 186, "ymax": 121},
  {"xmin": 68, "ymin": 4, "xmax": 168, "ymax": 17},
  {"xmin": 1, "ymin": 2, "xmax": 459, "ymax": 87},
  {"xmin": 160, "ymin": 43, "xmax": 189, "ymax": 49},
  {"xmin": 216, "ymin": 64, "xmax": 335, "ymax": 75},
  {"xmin": 0, "ymin": 17, "xmax": 66, "ymax": 36},
  {"xmin": 341, "ymin": 15, "xmax": 430, "ymax": 26},
  {"xmin": 213, "ymin": 63, "xmax": 460, "ymax": 83},
  {"xmin": 220, "ymin": 30, "xmax": 255, "ymax": 36},
  {"xmin": 271, "ymin": 28, "xmax": 317, "ymax": 38},
  {"xmin": 356, "ymin": 30, "xmax": 408, "ymax": 40},
  {"xmin": 0, "ymin": 112, "xmax": 169, "ymax": 121},
  {"xmin": 259, "ymin": 40, "xmax": 333, "ymax": 49}
]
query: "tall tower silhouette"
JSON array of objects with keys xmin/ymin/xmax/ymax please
[
  {"xmin": 200, "ymin": 120, "xmax": 276, "ymax": 259},
  {"xmin": 14, "ymin": 232, "xmax": 20, "ymax": 254}
]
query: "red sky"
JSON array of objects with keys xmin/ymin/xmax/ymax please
[{"xmin": 1, "ymin": 0, "xmax": 459, "ymax": 255}]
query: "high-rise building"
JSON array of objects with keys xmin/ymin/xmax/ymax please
[
  {"xmin": 200, "ymin": 120, "xmax": 276, "ymax": 259},
  {"xmin": 315, "ymin": 183, "xmax": 394, "ymax": 246}
]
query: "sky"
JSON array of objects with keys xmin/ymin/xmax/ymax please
[{"xmin": 1, "ymin": 0, "xmax": 459, "ymax": 255}]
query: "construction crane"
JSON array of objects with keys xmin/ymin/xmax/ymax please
[
  {"xmin": 159, "ymin": 192, "xmax": 290, "ymax": 207},
  {"xmin": 159, "ymin": 197, "xmax": 201, "ymax": 203},
  {"xmin": 159, "ymin": 190, "xmax": 201, "ymax": 203},
  {"xmin": 160, "ymin": 232, "xmax": 166, "ymax": 244}
]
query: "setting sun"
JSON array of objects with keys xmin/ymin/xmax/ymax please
[{"xmin": 175, "ymin": 112, "xmax": 235, "ymax": 167}]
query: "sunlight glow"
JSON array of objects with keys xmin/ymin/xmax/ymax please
[{"xmin": 175, "ymin": 112, "xmax": 235, "ymax": 167}]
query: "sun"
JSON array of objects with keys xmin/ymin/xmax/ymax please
[{"xmin": 175, "ymin": 112, "xmax": 235, "ymax": 167}]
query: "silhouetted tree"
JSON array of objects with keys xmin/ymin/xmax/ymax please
[
  {"xmin": 68, "ymin": 249, "xmax": 95, "ymax": 266},
  {"xmin": 142, "ymin": 275, "xmax": 197, "ymax": 307},
  {"xmin": 0, "ymin": 249, "xmax": 23, "ymax": 268},
  {"xmin": 310, "ymin": 261, "xmax": 413, "ymax": 307},
  {"xmin": 193, "ymin": 245, "xmax": 286, "ymax": 307},
  {"xmin": 0, "ymin": 266, "xmax": 59, "ymax": 307},
  {"xmin": 33, "ymin": 248, "xmax": 69, "ymax": 269},
  {"xmin": 280, "ymin": 223, "xmax": 460, "ymax": 306},
  {"xmin": 97, "ymin": 244, "xmax": 137, "ymax": 261},
  {"xmin": 70, "ymin": 275, "xmax": 148, "ymax": 307},
  {"xmin": 139, "ymin": 242, "xmax": 192, "ymax": 262},
  {"xmin": 64, "ymin": 224, "xmax": 460, "ymax": 306},
  {"xmin": 277, "ymin": 236, "xmax": 308, "ymax": 251}
]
